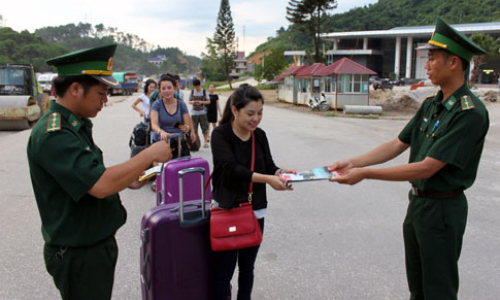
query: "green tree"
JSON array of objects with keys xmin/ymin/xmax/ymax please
[
  {"xmin": 286, "ymin": 0, "xmax": 337, "ymax": 62},
  {"xmin": 256, "ymin": 50, "xmax": 288, "ymax": 82},
  {"xmin": 213, "ymin": 0, "xmax": 236, "ymax": 89},
  {"xmin": 470, "ymin": 33, "xmax": 500, "ymax": 87},
  {"xmin": 0, "ymin": 27, "xmax": 67, "ymax": 72},
  {"xmin": 201, "ymin": 38, "xmax": 226, "ymax": 81}
]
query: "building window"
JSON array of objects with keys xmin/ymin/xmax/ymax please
[
  {"xmin": 338, "ymin": 74, "xmax": 368, "ymax": 94},
  {"xmin": 313, "ymin": 78, "xmax": 320, "ymax": 88},
  {"xmin": 361, "ymin": 75, "xmax": 369, "ymax": 93},
  {"xmin": 353, "ymin": 74, "xmax": 361, "ymax": 92},
  {"xmin": 322, "ymin": 76, "xmax": 329, "ymax": 92},
  {"xmin": 338, "ymin": 74, "xmax": 352, "ymax": 93},
  {"xmin": 285, "ymin": 76, "xmax": 293, "ymax": 89},
  {"xmin": 323, "ymin": 76, "xmax": 334, "ymax": 93},
  {"xmin": 301, "ymin": 78, "xmax": 308, "ymax": 93}
]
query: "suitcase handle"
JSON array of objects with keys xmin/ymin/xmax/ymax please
[
  {"xmin": 178, "ymin": 167, "xmax": 208, "ymax": 227},
  {"xmin": 157, "ymin": 132, "xmax": 187, "ymax": 205},
  {"xmin": 169, "ymin": 132, "xmax": 183, "ymax": 159}
]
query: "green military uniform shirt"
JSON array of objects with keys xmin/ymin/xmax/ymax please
[
  {"xmin": 27, "ymin": 101, "xmax": 126, "ymax": 247},
  {"xmin": 398, "ymin": 83, "xmax": 489, "ymax": 192}
]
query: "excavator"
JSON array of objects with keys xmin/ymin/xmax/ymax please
[{"xmin": 0, "ymin": 64, "xmax": 50, "ymax": 130}]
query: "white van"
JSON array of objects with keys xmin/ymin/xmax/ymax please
[{"xmin": 37, "ymin": 73, "xmax": 58, "ymax": 94}]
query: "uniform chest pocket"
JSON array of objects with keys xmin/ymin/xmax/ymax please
[{"xmin": 427, "ymin": 125, "xmax": 448, "ymax": 148}]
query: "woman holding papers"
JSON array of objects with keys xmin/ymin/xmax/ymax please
[{"xmin": 210, "ymin": 84, "xmax": 294, "ymax": 300}]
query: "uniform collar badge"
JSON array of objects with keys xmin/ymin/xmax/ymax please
[
  {"xmin": 68, "ymin": 114, "xmax": 82, "ymax": 131},
  {"xmin": 443, "ymin": 96, "xmax": 457, "ymax": 110}
]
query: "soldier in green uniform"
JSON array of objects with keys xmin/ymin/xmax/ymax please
[
  {"xmin": 329, "ymin": 18, "xmax": 489, "ymax": 300},
  {"xmin": 27, "ymin": 44, "xmax": 172, "ymax": 300}
]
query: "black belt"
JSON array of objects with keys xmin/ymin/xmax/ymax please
[{"xmin": 411, "ymin": 186, "xmax": 464, "ymax": 199}]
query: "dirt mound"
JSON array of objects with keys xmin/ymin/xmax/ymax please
[
  {"xmin": 478, "ymin": 90, "xmax": 498, "ymax": 103},
  {"xmin": 370, "ymin": 89, "xmax": 420, "ymax": 113},
  {"xmin": 383, "ymin": 94, "xmax": 420, "ymax": 112},
  {"xmin": 369, "ymin": 89, "xmax": 392, "ymax": 102}
]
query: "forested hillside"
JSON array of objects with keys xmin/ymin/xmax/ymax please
[
  {"xmin": 251, "ymin": 0, "xmax": 500, "ymax": 57},
  {"xmin": 0, "ymin": 27, "xmax": 67, "ymax": 72},
  {"xmin": 0, "ymin": 23, "xmax": 200, "ymax": 75}
]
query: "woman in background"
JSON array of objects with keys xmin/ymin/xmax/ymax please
[
  {"xmin": 206, "ymin": 84, "xmax": 222, "ymax": 139},
  {"xmin": 132, "ymin": 79, "xmax": 157, "ymax": 122},
  {"xmin": 150, "ymin": 75, "xmax": 196, "ymax": 191}
]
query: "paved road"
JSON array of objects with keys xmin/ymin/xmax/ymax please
[{"xmin": 0, "ymin": 94, "xmax": 499, "ymax": 299}]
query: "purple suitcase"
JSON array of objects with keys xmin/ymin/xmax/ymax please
[
  {"xmin": 141, "ymin": 167, "xmax": 213, "ymax": 300},
  {"xmin": 156, "ymin": 133, "xmax": 211, "ymax": 205}
]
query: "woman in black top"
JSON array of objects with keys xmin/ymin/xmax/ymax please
[
  {"xmin": 206, "ymin": 84, "xmax": 221, "ymax": 137},
  {"xmin": 210, "ymin": 84, "xmax": 294, "ymax": 300}
]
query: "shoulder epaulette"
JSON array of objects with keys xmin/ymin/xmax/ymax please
[
  {"xmin": 460, "ymin": 95, "xmax": 475, "ymax": 111},
  {"xmin": 46, "ymin": 112, "xmax": 62, "ymax": 132},
  {"xmin": 425, "ymin": 94, "xmax": 436, "ymax": 100}
]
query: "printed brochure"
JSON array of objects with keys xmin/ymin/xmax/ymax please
[{"xmin": 280, "ymin": 166, "xmax": 340, "ymax": 182}]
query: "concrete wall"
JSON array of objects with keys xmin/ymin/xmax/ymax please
[{"xmin": 336, "ymin": 94, "xmax": 369, "ymax": 109}]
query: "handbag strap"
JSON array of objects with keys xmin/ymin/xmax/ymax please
[{"xmin": 248, "ymin": 131, "xmax": 255, "ymax": 202}]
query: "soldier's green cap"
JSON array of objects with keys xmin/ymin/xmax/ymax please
[
  {"xmin": 417, "ymin": 17, "xmax": 487, "ymax": 61},
  {"xmin": 46, "ymin": 44, "xmax": 120, "ymax": 88}
]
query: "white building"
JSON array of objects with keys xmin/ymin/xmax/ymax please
[{"xmin": 320, "ymin": 21, "xmax": 500, "ymax": 80}]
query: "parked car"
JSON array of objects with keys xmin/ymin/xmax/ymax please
[
  {"xmin": 373, "ymin": 78, "xmax": 393, "ymax": 90},
  {"xmin": 369, "ymin": 76, "xmax": 381, "ymax": 85}
]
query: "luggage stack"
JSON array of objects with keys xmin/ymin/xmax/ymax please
[{"xmin": 140, "ymin": 134, "xmax": 214, "ymax": 300}]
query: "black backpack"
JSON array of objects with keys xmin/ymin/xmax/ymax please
[{"xmin": 129, "ymin": 121, "xmax": 149, "ymax": 147}]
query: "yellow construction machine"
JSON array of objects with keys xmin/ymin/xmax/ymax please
[{"xmin": 0, "ymin": 64, "xmax": 50, "ymax": 130}]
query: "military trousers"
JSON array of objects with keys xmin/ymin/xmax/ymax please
[
  {"xmin": 43, "ymin": 235, "xmax": 118, "ymax": 300},
  {"xmin": 403, "ymin": 191, "xmax": 467, "ymax": 300}
]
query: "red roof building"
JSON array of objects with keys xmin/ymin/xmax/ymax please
[
  {"xmin": 294, "ymin": 63, "xmax": 327, "ymax": 78},
  {"xmin": 314, "ymin": 57, "xmax": 377, "ymax": 76},
  {"xmin": 276, "ymin": 57, "xmax": 378, "ymax": 110},
  {"xmin": 273, "ymin": 65, "xmax": 306, "ymax": 82}
]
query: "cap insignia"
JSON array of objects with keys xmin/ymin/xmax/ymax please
[{"xmin": 107, "ymin": 57, "xmax": 114, "ymax": 71}]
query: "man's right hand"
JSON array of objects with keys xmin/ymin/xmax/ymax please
[
  {"xmin": 328, "ymin": 159, "xmax": 355, "ymax": 175},
  {"xmin": 149, "ymin": 141, "xmax": 172, "ymax": 162}
]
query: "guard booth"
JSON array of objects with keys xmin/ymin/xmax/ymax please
[
  {"xmin": 275, "ymin": 58, "xmax": 376, "ymax": 109},
  {"xmin": 314, "ymin": 58, "xmax": 377, "ymax": 110},
  {"xmin": 275, "ymin": 65, "xmax": 305, "ymax": 104},
  {"xmin": 290, "ymin": 63, "xmax": 326, "ymax": 105}
]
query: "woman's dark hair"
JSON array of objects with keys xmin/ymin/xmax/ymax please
[
  {"xmin": 158, "ymin": 74, "xmax": 177, "ymax": 89},
  {"xmin": 193, "ymin": 79, "xmax": 201, "ymax": 86},
  {"xmin": 220, "ymin": 84, "xmax": 264, "ymax": 125},
  {"xmin": 143, "ymin": 79, "xmax": 157, "ymax": 94},
  {"xmin": 53, "ymin": 75, "xmax": 101, "ymax": 97}
]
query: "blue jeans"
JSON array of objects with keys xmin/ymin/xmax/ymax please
[{"xmin": 213, "ymin": 218, "xmax": 265, "ymax": 300}]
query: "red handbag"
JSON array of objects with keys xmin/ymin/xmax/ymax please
[{"xmin": 210, "ymin": 132, "xmax": 263, "ymax": 251}]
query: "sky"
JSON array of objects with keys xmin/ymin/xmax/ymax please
[{"xmin": 1, "ymin": 0, "xmax": 378, "ymax": 57}]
